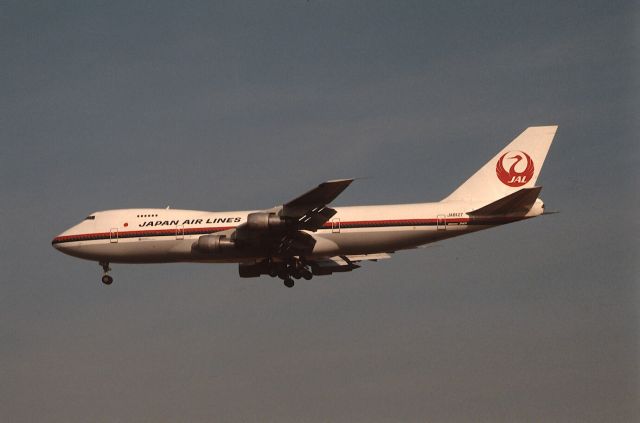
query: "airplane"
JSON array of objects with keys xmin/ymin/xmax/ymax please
[{"xmin": 52, "ymin": 126, "xmax": 558, "ymax": 288}]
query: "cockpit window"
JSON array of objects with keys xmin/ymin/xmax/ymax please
[{"xmin": 85, "ymin": 215, "xmax": 95, "ymax": 220}]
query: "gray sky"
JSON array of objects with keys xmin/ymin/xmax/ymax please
[{"xmin": 1, "ymin": 1, "xmax": 638, "ymax": 422}]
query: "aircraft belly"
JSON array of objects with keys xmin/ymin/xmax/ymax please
[
  {"xmin": 311, "ymin": 228, "xmax": 434, "ymax": 256},
  {"xmin": 59, "ymin": 237, "xmax": 264, "ymax": 264},
  {"xmin": 309, "ymin": 224, "xmax": 487, "ymax": 256},
  {"xmin": 57, "ymin": 238, "xmax": 197, "ymax": 264}
]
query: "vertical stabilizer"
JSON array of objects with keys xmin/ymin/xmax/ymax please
[{"xmin": 443, "ymin": 126, "xmax": 557, "ymax": 203}]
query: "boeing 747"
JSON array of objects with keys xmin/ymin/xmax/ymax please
[{"xmin": 52, "ymin": 126, "xmax": 557, "ymax": 287}]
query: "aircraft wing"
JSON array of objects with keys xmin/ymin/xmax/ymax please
[
  {"xmin": 231, "ymin": 179, "xmax": 354, "ymax": 255},
  {"xmin": 279, "ymin": 178, "xmax": 354, "ymax": 231}
]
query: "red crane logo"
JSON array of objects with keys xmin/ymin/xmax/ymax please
[{"xmin": 496, "ymin": 151, "xmax": 534, "ymax": 187}]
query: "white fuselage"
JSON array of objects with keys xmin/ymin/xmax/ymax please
[{"xmin": 52, "ymin": 200, "xmax": 543, "ymax": 264}]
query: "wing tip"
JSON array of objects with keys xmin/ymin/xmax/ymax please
[{"xmin": 324, "ymin": 178, "xmax": 355, "ymax": 184}]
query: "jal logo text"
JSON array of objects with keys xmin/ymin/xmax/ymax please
[{"xmin": 496, "ymin": 151, "xmax": 535, "ymax": 187}]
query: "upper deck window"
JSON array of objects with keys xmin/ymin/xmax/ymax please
[{"xmin": 85, "ymin": 215, "xmax": 95, "ymax": 220}]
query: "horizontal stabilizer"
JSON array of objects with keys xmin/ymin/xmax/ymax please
[{"xmin": 469, "ymin": 187, "xmax": 542, "ymax": 216}]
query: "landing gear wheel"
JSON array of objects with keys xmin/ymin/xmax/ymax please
[
  {"xmin": 99, "ymin": 262, "xmax": 113, "ymax": 285},
  {"xmin": 283, "ymin": 278, "xmax": 294, "ymax": 288},
  {"xmin": 302, "ymin": 269, "xmax": 313, "ymax": 280}
]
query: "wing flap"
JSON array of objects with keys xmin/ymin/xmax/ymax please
[
  {"xmin": 306, "ymin": 253, "xmax": 392, "ymax": 276},
  {"xmin": 344, "ymin": 253, "xmax": 392, "ymax": 262},
  {"xmin": 280, "ymin": 179, "xmax": 354, "ymax": 231},
  {"xmin": 308, "ymin": 256, "xmax": 360, "ymax": 275},
  {"xmin": 295, "ymin": 206, "xmax": 338, "ymax": 231}
]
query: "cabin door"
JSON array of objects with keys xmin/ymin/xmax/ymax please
[
  {"xmin": 436, "ymin": 215, "xmax": 446, "ymax": 231},
  {"xmin": 110, "ymin": 228, "xmax": 119, "ymax": 243},
  {"xmin": 331, "ymin": 218, "xmax": 341, "ymax": 233}
]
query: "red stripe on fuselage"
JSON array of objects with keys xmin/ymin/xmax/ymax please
[
  {"xmin": 52, "ymin": 216, "xmax": 525, "ymax": 245},
  {"xmin": 320, "ymin": 218, "xmax": 469, "ymax": 228},
  {"xmin": 52, "ymin": 226, "xmax": 236, "ymax": 244}
]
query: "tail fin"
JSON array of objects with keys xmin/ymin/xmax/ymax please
[{"xmin": 443, "ymin": 126, "xmax": 557, "ymax": 203}]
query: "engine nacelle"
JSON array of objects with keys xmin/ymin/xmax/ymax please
[
  {"xmin": 245, "ymin": 212, "xmax": 288, "ymax": 231},
  {"xmin": 193, "ymin": 234, "xmax": 235, "ymax": 254}
]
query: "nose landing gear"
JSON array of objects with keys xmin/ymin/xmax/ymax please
[{"xmin": 99, "ymin": 261, "xmax": 113, "ymax": 285}]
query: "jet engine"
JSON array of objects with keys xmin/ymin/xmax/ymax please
[
  {"xmin": 193, "ymin": 234, "xmax": 235, "ymax": 254},
  {"xmin": 245, "ymin": 212, "xmax": 289, "ymax": 231}
]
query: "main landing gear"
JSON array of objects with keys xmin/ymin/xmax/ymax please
[
  {"xmin": 278, "ymin": 259, "xmax": 313, "ymax": 288},
  {"xmin": 99, "ymin": 261, "xmax": 113, "ymax": 285}
]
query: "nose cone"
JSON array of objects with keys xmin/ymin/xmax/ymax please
[
  {"xmin": 51, "ymin": 228, "xmax": 88, "ymax": 259},
  {"xmin": 51, "ymin": 216, "xmax": 98, "ymax": 259},
  {"xmin": 52, "ymin": 232, "xmax": 71, "ymax": 253},
  {"xmin": 52, "ymin": 222, "xmax": 85, "ymax": 254}
]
